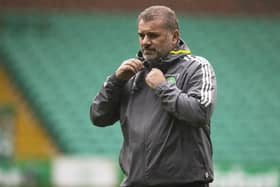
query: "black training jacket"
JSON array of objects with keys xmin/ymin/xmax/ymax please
[{"xmin": 90, "ymin": 40, "xmax": 217, "ymax": 187}]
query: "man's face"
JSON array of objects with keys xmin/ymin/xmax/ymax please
[{"xmin": 138, "ymin": 19, "xmax": 178, "ymax": 61}]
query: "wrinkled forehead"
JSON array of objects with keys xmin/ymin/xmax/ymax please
[{"xmin": 138, "ymin": 19, "xmax": 166, "ymax": 32}]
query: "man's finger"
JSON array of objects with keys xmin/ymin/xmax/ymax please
[
  {"xmin": 123, "ymin": 63, "xmax": 138, "ymax": 74},
  {"xmin": 126, "ymin": 59, "xmax": 144, "ymax": 72}
]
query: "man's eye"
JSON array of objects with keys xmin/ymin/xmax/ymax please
[
  {"xmin": 148, "ymin": 33, "xmax": 159, "ymax": 39},
  {"xmin": 138, "ymin": 34, "xmax": 145, "ymax": 39}
]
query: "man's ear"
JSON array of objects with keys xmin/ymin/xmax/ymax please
[{"xmin": 172, "ymin": 29, "xmax": 179, "ymax": 46}]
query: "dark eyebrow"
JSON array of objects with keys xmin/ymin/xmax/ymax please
[
  {"xmin": 138, "ymin": 31, "xmax": 160, "ymax": 36},
  {"xmin": 148, "ymin": 32, "xmax": 160, "ymax": 36}
]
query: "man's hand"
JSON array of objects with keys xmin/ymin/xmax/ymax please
[
  {"xmin": 145, "ymin": 68, "xmax": 166, "ymax": 89},
  {"xmin": 115, "ymin": 59, "xmax": 144, "ymax": 80}
]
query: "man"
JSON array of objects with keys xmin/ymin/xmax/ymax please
[{"xmin": 90, "ymin": 5, "xmax": 216, "ymax": 187}]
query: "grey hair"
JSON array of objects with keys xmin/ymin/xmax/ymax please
[{"xmin": 138, "ymin": 5, "xmax": 179, "ymax": 31}]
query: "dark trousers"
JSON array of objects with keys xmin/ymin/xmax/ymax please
[
  {"xmin": 183, "ymin": 181, "xmax": 209, "ymax": 187},
  {"xmin": 142, "ymin": 182, "xmax": 209, "ymax": 187}
]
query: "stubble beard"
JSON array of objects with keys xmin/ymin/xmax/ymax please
[
  {"xmin": 143, "ymin": 53, "xmax": 158, "ymax": 62},
  {"xmin": 142, "ymin": 41, "xmax": 174, "ymax": 62}
]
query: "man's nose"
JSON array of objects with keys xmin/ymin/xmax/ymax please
[{"xmin": 142, "ymin": 35, "xmax": 151, "ymax": 46}]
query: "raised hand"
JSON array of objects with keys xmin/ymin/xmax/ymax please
[
  {"xmin": 115, "ymin": 58, "xmax": 144, "ymax": 80},
  {"xmin": 145, "ymin": 68, "xmax": 166, "ymax": 89}
]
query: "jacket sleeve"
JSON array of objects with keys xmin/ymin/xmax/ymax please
[
  {"xmin": 154, "ymin": 58, "xmax": 217, "ymax": 127},
  {"xmin": 90, "ymin": 73, "xmax": 126, "ymax": 127}
]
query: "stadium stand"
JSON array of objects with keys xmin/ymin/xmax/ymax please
[
  {"xmin": 0, "ymin": 11, "xmax": 280, "ymax": 166},
  {"xmin": 0, "ymin": 67, "xmax": 59, "ymax": 159}
]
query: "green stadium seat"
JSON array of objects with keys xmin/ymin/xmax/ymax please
[{"xmin": 1, "ymin": 11, "xmax": 280, "ymax": 166}]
